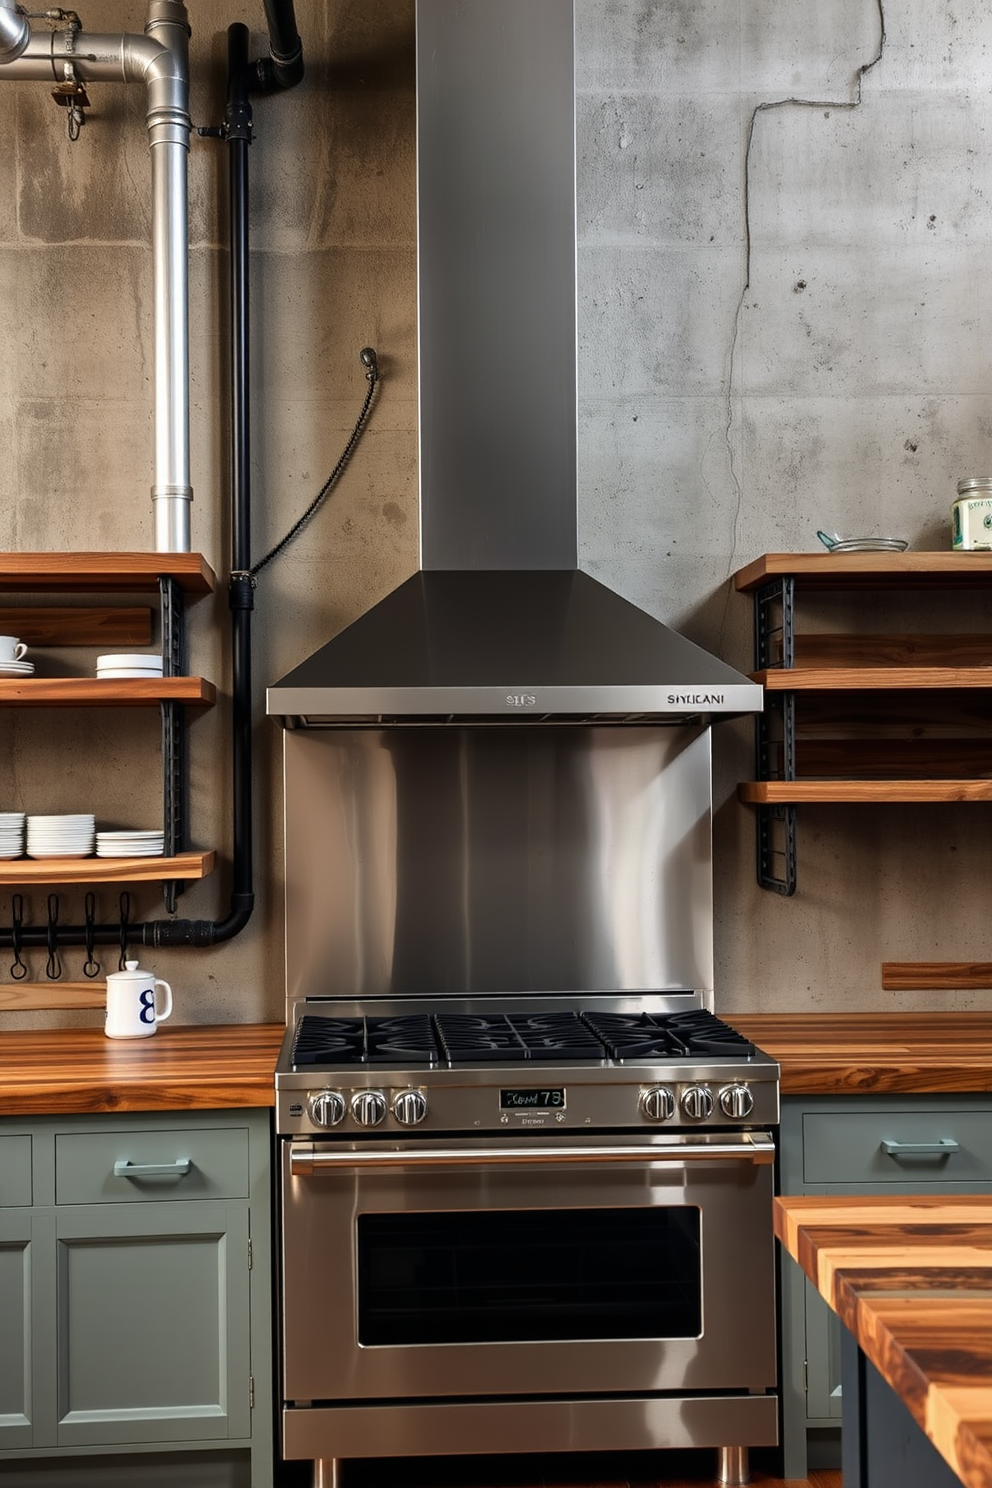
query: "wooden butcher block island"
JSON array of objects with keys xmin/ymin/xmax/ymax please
[{"xmin": 775, "ymin": 1194, "xmax": 992, "ymax": 1488}]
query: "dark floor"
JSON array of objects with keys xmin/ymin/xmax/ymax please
[{"xmin": 277, "ymin": 1450, "xmax": 841, "ymax": 1487}]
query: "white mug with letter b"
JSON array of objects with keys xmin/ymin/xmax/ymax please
[
  {"xmin": 0, "ymin": 636, "xmax": 27, "ymax": 663},
  {"xmin": 105, "ymin": 959, "xmax": 173, "ymax": 1038}
]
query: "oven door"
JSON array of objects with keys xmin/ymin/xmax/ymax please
[{"xmin": 281, "ymin": 1130, "xmax": 777, "ymax": 1402}]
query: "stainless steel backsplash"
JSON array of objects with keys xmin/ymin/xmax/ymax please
[{"xmin": 283, "ymin": 724, "xmax": 714, "ymax": 1006}]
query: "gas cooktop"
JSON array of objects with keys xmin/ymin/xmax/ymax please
[
  {"xmin": 275, "ymin": 996, "xmax": 779, "ymax": 1138},
  {"xmin": 289, "ymin": 1007, "xmax": 756, "ymax": 1068}
]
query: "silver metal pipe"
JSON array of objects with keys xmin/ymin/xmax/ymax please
[
  {"xmin": 0, "ymin": 2, "xmax": 193, "ymax": 552},
  {"xmin": 146, "ymin": 0, "xmax": 192, "ymax": 552},
  {"xmin": 0, "ymin": 0, "xmax": 28, "ymax": 61},
  {"xmin": 716, "ymin": 1445, "xmax": 751, "ymax": 1485}
]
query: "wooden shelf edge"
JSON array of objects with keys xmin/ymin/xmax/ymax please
[
  {"xmin": 734, "ymin": 551, "xmax": 992, "ymax": 592},
  {"xmin": 0, "ymin": 982, "xmax": 106, "ymax": 1011},
  {"xmin": 0, "ymin": 552, "xmax": 216, "ymax": 594},
  {"xmin": 882, "ymin": 962, "xmax": 992, "ymax": 991},
  {"xmin": 755, "ymin": 666, "xmax": 992, "ymax": 690},
  {"xmin": 0, "ymin": 677, "xmax": 216, "ymax": 705},
  {"xmin": 739, "ymin": 780, "xmax": 992, "ymax": 803},
  {"xmin": 0, "ymin": 851, "xmax": 216, "ymax": 884}
]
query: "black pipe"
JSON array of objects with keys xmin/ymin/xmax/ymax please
[
  {"xmin": 0, "ymin": 16, "xmax": 301, "ymax": 959},
  {"xmin": 253, "ymin": 0, "xmax": 303, "ymax": 92}
]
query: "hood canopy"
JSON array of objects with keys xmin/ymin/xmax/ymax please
[{"xmin": 267, "ymin": 570, "xmax": 761, "ymax": 724}]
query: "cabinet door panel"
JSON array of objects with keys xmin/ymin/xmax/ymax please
[
  {"xmin": 53, "ymin": 1202, "xmax": 250, "ymax": 1448},
  {"xmin": 0, "ymin": 1135, "xmax": 32, "ymax": 1206},
  {"xmin": 0, "ymin": 1210, "xmax": 34, "ymax": 1447}
]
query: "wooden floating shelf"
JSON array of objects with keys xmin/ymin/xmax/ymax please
[
  {"xmin": 0, "ymin": 851, "xmax": 215, "ymax": 885},
  {"xmin": 0, "ymin": 982, "xmax": 107, "ymax": 1012},
  {"xmin": 734, "ymin": 551, "xmax": 992, "ymax": 592},
  {"xmin": 0, "ymin": 551, "xmax": 215, "ymax": 594},
  {"xmin": 0, "ymin": 677, "xmax": 215, "ymax": 705},
  {"xmin": 882, "ymin": 962, "xmax": 992, "ymax": 991},
  {"xmin": 754, "ymin": 666, "xmax": 992, "ymax": 691},
  {"xmin": 739, "ymin": 780, "xmax": 992, "ymax": 804}
]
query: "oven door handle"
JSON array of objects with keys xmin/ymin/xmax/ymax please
[{"xmin": 289, "ymin": 1133, "xmax": 776, "ymax": 1174}]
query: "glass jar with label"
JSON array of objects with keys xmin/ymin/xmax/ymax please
[{"xmin": 952, "ymin": 477, "xmax": 992, "ymax": 550}]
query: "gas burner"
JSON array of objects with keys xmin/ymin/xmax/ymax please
[
  {"xmin": 292, "ymin": 1013, "xmax": 440, "ymax": 1067},
  {"xmin": 435, "ymin": 1011, "xmax": 606, "ymax": 1064},
  {"xmin": 581, "ymin": 1009, "xmax": 755, "ymax": 1062}
]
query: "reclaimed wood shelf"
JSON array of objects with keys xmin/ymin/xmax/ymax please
[
  {"xmin": 734, "ymin": 550, "xmax": 992, "ymax": 591},
  {"xmin": 756, "ymin": 665, "xmax": 992, "ymax": 690},
  {"xmin": 0, "ymin": 550, "xmax": 215, "ymax": 594},
  {"xmin": 732, "ymin": 554, "xmax": 992, "ymax": 893},
  {"xmin": 740, "ymin": 779, "xmax": 992, "ymax": 804},
  {"xmin": 0, "ymin": 676, "xmax": 215, "ymax": 706},
  {"xmin": 881, "ymin": 961, "xmax": 992, "ymax": 991},
  {"xmin": 0, "ymin": 851, "xmax": 215, "ymax": 886}
]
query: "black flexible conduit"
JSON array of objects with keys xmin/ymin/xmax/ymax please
[{"xmin": 0, "ymin": 4, "xmax": 303, "ymax": 957}]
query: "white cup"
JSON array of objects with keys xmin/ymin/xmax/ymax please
[
  {"xmin": 105, "ymin": 959, "xmax": 173, "ymax": 1039},
  {"xmin": 0, "ymin": 636, "xmax": 27, "ymax": 663}
]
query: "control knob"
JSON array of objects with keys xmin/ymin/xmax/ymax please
[
  {"xmin": 719, "ymin": 1084, "xmax": 754, "ymax": 1120},
  {"xmin": 307, "ymin": 1090, "xmax": 345, "ymax": 1129},
  {"xmin": 351, "ymin": 1090, "xmax": 387, "ymax": 1128},
  {"xmin": 680, "ymin": 1084, "xmax": 714, "ymax": 1121},
  {"xmin": 639, "ymin": 1085, "xmax": 676, "ymax": 1123},
  {"xmin": 392, "ymin": 1088, "xmax": 428, "ymax": 1126}
]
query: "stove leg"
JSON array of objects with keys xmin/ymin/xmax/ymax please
[
  {"xmin": 313, "ymin": 1458, "xmax": 342, "ymax": 1488},
  {"xmin": 716, "ymin": 1445, "xmax": 750, "ymax": 1485}
]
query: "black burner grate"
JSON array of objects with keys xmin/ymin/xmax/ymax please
[
  {"xmin": 581, "ymin": 1009, "xmax": 755, "ymax": 1062},
  {"xmin": 291, "ymin": 1006, "xmax": 754, "ymax": 1069},
  {"xmin": 435, "ymin": 1012, "xmax": 607, "ymax": 1064}
]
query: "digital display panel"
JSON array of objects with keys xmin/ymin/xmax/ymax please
[{"xmin": 500, "ymin": 1088, "xmax": 565, "ymax": 1110}]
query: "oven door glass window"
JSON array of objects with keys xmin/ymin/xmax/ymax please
[{"xmin": 357, "ymin": 1206, "xmax": 701, "ymax": 1345}]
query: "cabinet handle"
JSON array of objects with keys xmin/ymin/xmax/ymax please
[
  {"xmin": 113, "ymin": 1158, "xmax": 192, "ymax": 1180},
  {"xmin": 880, "ymin": 1138, "xmax": 959, "ymax": 1160}
]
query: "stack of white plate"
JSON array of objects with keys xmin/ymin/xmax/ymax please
[
  {"xmin": 0, "ymin": 657, "xmax": 34, "ymax": 678},
  {"xmin": 26, "ymin": 814, "xmax": 95, "ymax": 859},
  {"xmin": 0, "ymin": 812, "xmax": 25, "ymax": 858},
  {"xmin": 95, "ymin": 829, "xmax": 165, "ymax": 858},
  {"xmin": 96, "ymin": 653, "xmax": 165, "ymax": 680}
]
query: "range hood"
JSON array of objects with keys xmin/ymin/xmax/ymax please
[{"xmin": 267, "ymin": 0, "xmax": 761, "ymax": 727}]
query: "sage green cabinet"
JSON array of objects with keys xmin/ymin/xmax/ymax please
[
  {"xmin": 779, "ymin": 1093, "xmax": 992, "ymax": 1479},
  {"xmin": 0, "ymin": 1109, "xmax": 273, "ymax": 1488}
]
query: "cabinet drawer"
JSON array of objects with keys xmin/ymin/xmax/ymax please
[
  {"xmin": 803, "ymin": 1109, "xmax": 992, "ymax": 1185},
  {"xmin": 0, "ymin": 1135, "xmax": 32, "ymax": 1206},
  {"xmin": 56, "ymin": 1127, "xmax": 249, "ymax": 1204}
]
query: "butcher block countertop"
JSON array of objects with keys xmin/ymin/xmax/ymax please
[
  {"xmin": 731, "ymin": 1012, "xmax": 992, "ymax": 1094},
  {"xmin": 775, "ymin": 1194, "xmax": 992, "ymax": 1488},
  {"xmin": 0, "ymin": 1013, "xmax": 990, "ymax": 1115},
  {"xmin": 0, "ymin": 1023, "xmax": 285, "ymax": 1115}
]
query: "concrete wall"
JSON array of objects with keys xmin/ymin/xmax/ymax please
[{"xmin": 1, "ymin": 0, "xmax": 989, "ymax": 1026}]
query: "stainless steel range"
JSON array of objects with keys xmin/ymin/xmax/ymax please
[
  {"xmin": 267, "ymin": 3, "xmax": 775, "ymax": 1485},
  {"xmin": 275, "ymin": 991, "xmax": 779, "ymax": 1488}
]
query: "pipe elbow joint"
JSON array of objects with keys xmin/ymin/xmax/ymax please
[{"xmin": 0, "ymin": 2, "xmax": 31, "ymax": 64}]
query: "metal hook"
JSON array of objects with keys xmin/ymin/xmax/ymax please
[
  {"xmin": 46, "ymin": 893, "xmax": 62, "ymax": 980},
  {"xmin": 9, "ymin": 894, "xmax": 27, "ymax": 980},
  {"xmin": 118, "ymin": 891, "xmax": 132, "ymax": 969},
  {"xmin": 83, "ymin": 891, "xmax": 100, "ymax": 977}
]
